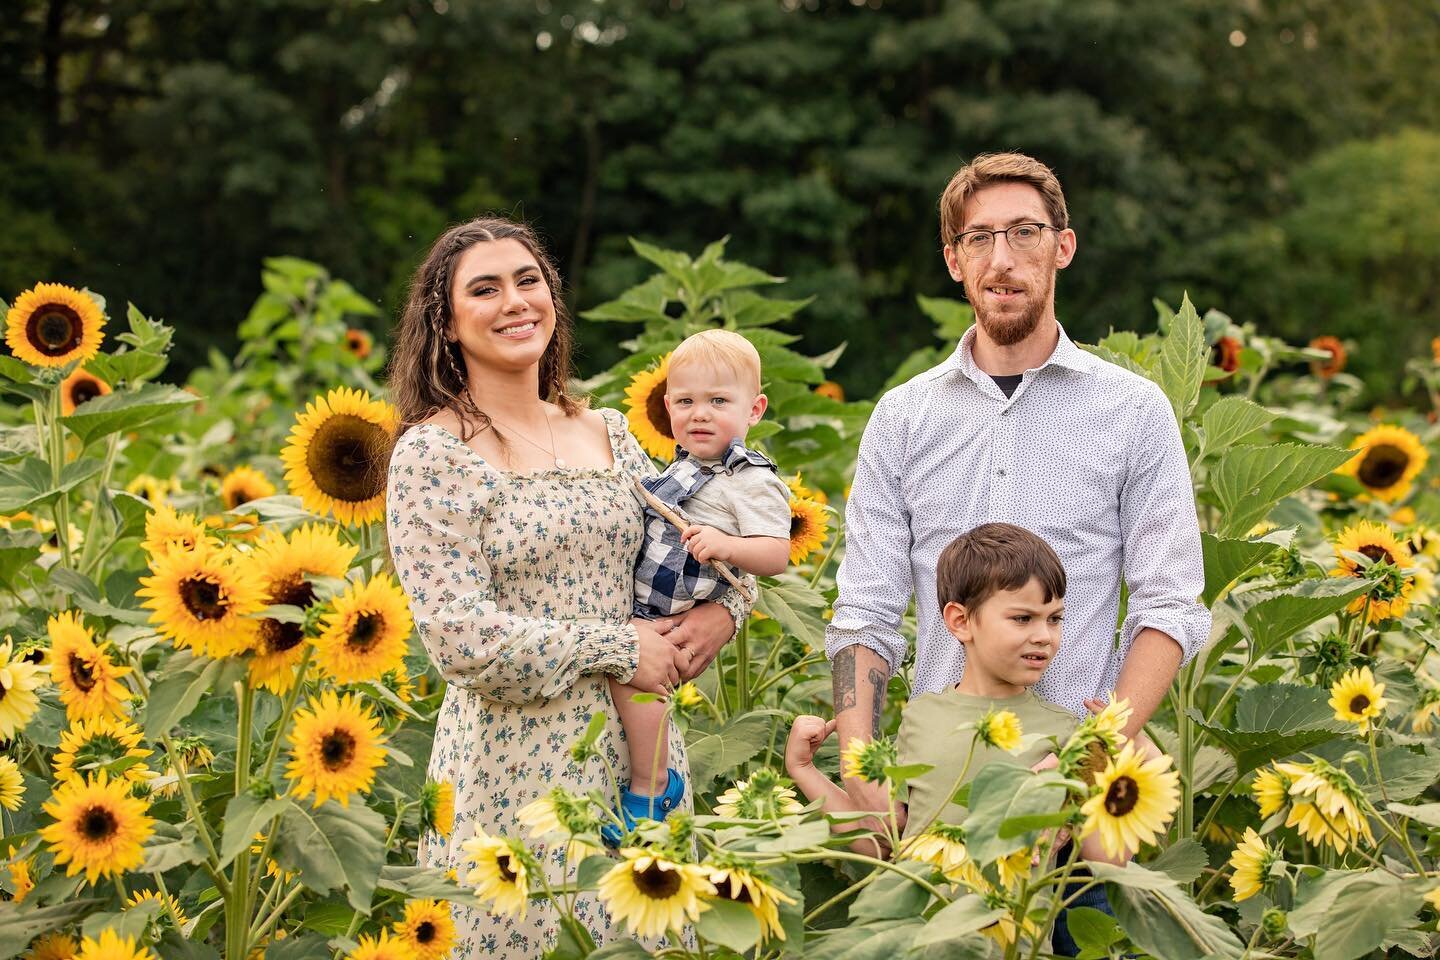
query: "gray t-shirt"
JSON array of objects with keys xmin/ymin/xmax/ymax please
[{"xmin": 680, "ymin": 460, "xmax": 792, "ymax": 540}]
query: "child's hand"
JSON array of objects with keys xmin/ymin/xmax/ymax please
[
  {"xmin": 681, "ymin": 524, "xmax": 732, "ymax": 565},
  {"xmin": 785, "ymin": 715, "xmax": 836, "ymax": 771}
]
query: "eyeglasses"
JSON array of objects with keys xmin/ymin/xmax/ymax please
[{"xmin": 951, "ymin": 222, "xmax": 1054, "ymax": 258}]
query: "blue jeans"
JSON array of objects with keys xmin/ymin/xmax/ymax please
[{"xmin": 1050, "ymin": 875, "xmax": 1115, "ymax": 957}]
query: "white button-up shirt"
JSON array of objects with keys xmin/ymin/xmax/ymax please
[{"xmin": 825, "ymin": 323, "xmax": 1210, "ymax": 717}]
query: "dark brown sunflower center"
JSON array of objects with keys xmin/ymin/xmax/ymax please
[
  {"xmin": 306, "ymin": 415, "xmax": 387, "ymax": 503},
  {"xmin": 258, "ymin": 619, "xmax": 305, "ymax": 655},
  {"xmin": 1103, "ymin": 775, "xmax": 1139, "ymax": 817},
  {"xmin": 28, "ymin": 304, "xmax": 84, "ymax": 356},
  {"xmin": 497, "ymin": 853, "xmax": 518, "ymax": 883},
  {"xmin": 346, "ymin": 331, "xmax": 370, "ymax": 355},
  {"xmin": 712, "ymin": 875, "xmax": 754, "ymax": 904},
  {"xmin": 179, "ymin": 576, "xmax": 227, "ymax": 620},
  {"xmin": 68, "ymin": 652, "xmax": 97, "ymax": 692},
  {"xmin": 415, "ymin": 921, "xmax": 436, "ymax": 943},
  {"xmin": 1357, "ymin": 444, "xmax": 1410, "ymax": 490},
  {"xmin": 790, "ymin": 511, "xmax": 807, "ymax": 538},
  {"xmin": 68, "ymin": 376, "xmax": 104, "ymax": 407},
  {"xmin": 1350, "ymin": 694, "xmax": 1371, "ymax": 713},
  {"xmin": 634, "ymin": 862, "xmax": 682, "ymax": 900},
  {"xmin": 645, "ymin": 379, "xmax": 674, "ymax": 440},
  {"xmin": 80, "ymin": 804, "xmax": 118, "ymax": 841},
  {"xmin": 224, "ymin": 484, "xmax": 260, "ymax": 510},
  {"xmin": 1358, "ymin": 545, "xmax": 1393, "ymax": 566},
  {"xmin": 347, "ymin": 613, "xmax": 383, "ymax": 652},
  {"xmin": 273, "ymin": 577, "xmax": 316, "ymax": 609},
  {"xmin": 320, "ymin": 730, "xmax": 356, "ymax": 770}
]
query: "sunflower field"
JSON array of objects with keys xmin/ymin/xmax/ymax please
[{"xmin": 0, "ymin": 241, "xmax": 1438, "ymax": 960}]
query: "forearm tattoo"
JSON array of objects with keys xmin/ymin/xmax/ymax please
[{"xmin": 832, "ymin": 646, "xmax": 887, "ymax": 736}]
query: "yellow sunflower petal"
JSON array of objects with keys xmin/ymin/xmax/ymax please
[
  {"xmin": 248, "ymin": 523, "xmax": 357, "ymax": 693},
  {"xmin": 1328, "ymin": 665, "xmax": 1388, "ymax": 735},
  {"xmin": 39, "ymin": 773, "xmax": 155, "ymax": 886},
  {"xmin": 312, "ymin": 572, "xmax": 413, "ymax": 683},
  {"xmin": 46, "ymin": 611, "xmax": 132, "ymax": 721},
  {"xmin": 0, "ymin": 637, "xmax": 46, "ymax": 739},
  {"xmin": 219, "ymin": 465, "xmax": 277, "ymax": 510},
  {"xmin": 1079, "ymin": 743, "xmax": 1180, "ymax": 859},
  {"xmin": 137, "ymin": 541, "xmax": 267, "ymax": 659},
  {"xmin": 1330, "ymin": 519, "xmax": 1416, "ymax": 622},
  {"xmin": 285, "ymin": 690, "xmax": 387, "ymax": 807},
  {"xmin": 597, "ymin": 848, "xmax": 715, "ymax": 939},
  {"xmin": 392, "ymin": 898, "xmax": 456, "ymax": 960},
  {"xmin": 624, "ymin": 354, "xmax": 676, "ymax": 461},
  {"xmin": 1337, "ymin": 424, "xmax": 1428, "ymax": 503},
  {"xmin": 788, "ymin": 495, "xmax": 829, "ymax": 565},
  {"xmin": 60, "ymin": 367, "xmax": 111, "ymax": 416}
]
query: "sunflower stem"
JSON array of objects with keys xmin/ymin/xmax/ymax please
[
  {"xmin": 259, "ymin": 646, "xmax": 314, "ymax": 784},
  {"xmin": 250, "ymin": 882, "xmax": 305, "ymax": 952},
  {"xmin": 807, "ymin": 526, "xmax": 845, "ymax": 590},
  {"xmin": 332, "ymin": 803, "xmax": 410, "ymax": 960},
  {"xmin": 1027, "ymin": 838, "xmax": 1082, "ymax": 960},
  {"xmin": 1193, "ymin": 778, "xmax": 1239, "ymax": 844},
  {"xmin": 151, "ymin": 871, "xmax": 187, "ymax": 931},
  {"xmin": 78, "ymin": 431, "xmax": 122, "ymax": 578},
  {"xmin": 229, "ymin": 681, "xmax": 256, "ymax": 960},
  {"xmin": 736, "ymin": 619, "xmax": 751, "ymax": 712},
  {"xmin": 45, "ymin": 387, "xmax": 73, "ymax": 569}
]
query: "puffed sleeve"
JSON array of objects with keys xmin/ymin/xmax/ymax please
[
  {"xmin": 386, "ymin": 426, "xmax": 639, "ymax": 705},
  {"xmin": 606, "ymin": 409, "xmax": 755, "ymax": 632}
]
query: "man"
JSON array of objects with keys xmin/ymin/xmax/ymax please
[{"xmin": 827, "ymin": 152, "xmax": 1210, "ymax": 820}]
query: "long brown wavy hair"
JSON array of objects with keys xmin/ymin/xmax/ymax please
[{"xmin": 387, "ymin": 217, "xmax": 584, "ymax": 441}]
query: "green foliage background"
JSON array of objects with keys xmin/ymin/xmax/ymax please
[{"xmin": 3, "ymin": 0, "xmax": 1437, "ymax": 397}]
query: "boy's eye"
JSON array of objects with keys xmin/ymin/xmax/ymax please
[
  {"xmin": 711, "ymin": 397, "xmax": 727, "ymax": 405},
  {"xmin": 1012, "ymin": 615, "xmax": 1030, "ymax": 623}
]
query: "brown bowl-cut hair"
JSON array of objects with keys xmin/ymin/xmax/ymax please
[
  {"xmin": 386, "ymin": 217, "xmax": 583, "ymax": 441},
  {"xmin": 936, "ymin": 522, "xmax": 1066, "ymax": 613}
]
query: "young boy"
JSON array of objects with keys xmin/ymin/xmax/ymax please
[
  {"xmin": 787, "ymin": 523, "xmax": 1138, "ymax": 955},
  {"xmin": 609, "ymin": 329, "xmax": 793, "ymax": 840}
]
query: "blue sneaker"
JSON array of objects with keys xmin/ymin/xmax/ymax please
[{"xmin": 600, "ymin": 768, "xmax": 685, "ymax": 848}]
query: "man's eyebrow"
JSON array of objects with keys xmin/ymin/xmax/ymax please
[
  {"xmin": 465, "ymin": 265, "xmax": 540, "ymax": 287},
  {"xmin": 962, "ymin": 214, "xmax": 1046, "ymax": 232}
]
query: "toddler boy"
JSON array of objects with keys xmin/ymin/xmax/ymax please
[{"xmin": 610, "ymin": 329, "xmax": 792, "ymax": 840}]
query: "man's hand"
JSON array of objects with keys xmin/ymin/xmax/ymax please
[
  {"xmin": 680, "ymin": 524, "xmax": 734, "ymax": 565},
  {"xmin": 653, "ymin": 603, "xmax": 735, "ymax": 681}
]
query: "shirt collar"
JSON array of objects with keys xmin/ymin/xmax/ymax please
[{"xmin": 943, "ymin": 321, "xmax": 1094, "ymax": 386}]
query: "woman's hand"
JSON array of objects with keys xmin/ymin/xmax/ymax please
[
  {"xmin": 628, "ymin": 619, "xmax": 684, "ymax": 694},
  {"xmin": 657, "ymin": 603, "xmax": 735, "ymax": 681}
]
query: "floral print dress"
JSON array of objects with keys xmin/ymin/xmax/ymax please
[{"xmin": 386, "ymin": 407, "xmax": 743, "ymax": 957}]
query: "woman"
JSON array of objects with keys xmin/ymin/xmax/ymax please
[{"xmin": 385, "ymin": 217, "xmax": 751, "ymax": 955}]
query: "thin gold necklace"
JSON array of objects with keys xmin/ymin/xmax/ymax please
[{"xmin": 484, "ymin": 409, "xmax": 566, "ymax": 468}]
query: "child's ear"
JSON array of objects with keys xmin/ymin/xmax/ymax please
[
  {"xmin": 943, "ymin": 601, "xmax": 973, "ymax": 645},
  {"xmin": 749, "ymin": 392, "xmax": 768, "ymax": 425}
]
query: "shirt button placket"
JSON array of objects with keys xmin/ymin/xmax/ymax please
[{"xmin": 994, "ymin": 400, "xmax": 1015, "ymax": 521}]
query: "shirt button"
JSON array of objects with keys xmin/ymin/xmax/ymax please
[
  {"xmin": 997, "ymin": 469, "xmax": 1007, "ymax": 477},
  {"xmin": 1000, "ymin": 407, "xmax": 1009, "ymax": 416}
]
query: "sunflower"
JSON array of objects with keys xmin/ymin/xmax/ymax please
[
  {"xmin": 248, "ymin": 524, "xmax": 356, "ymax": 693},
  {"xmin": 598, "ymin": 847, "xmax": 716, "ymax": 939},
  {"xmin": 139, "ymin": 541, "xmax": 267, "ymax": 660},
  {"xmin": 285, "ymin": 690, "xmax": 387, "ymax": 807},
  {"xmin": 1328, "ymin": 665, "xmax": 1388, "ymax": 735},
  {"xmin": 1211, "ymin": 335, "xmax": 1242, "ymax": 374},
  {"xmin": 1251, "ymin": 765, "xmax": 1290, "ymax": 818},
  {"xmin": 624, "ymin": 354, "xmax": 675, "ymax": 461},
  {"xmin": 1330, "ymin": 520, "xmax": 1415, "ymax": 622},
  {"xmin": 420, "ymin": 780, "xmax": 456, "ymax": 840},
  {"xmin": 6, "ymin": 849, "xmax": 35, "ymax": 902},
  {"xmin": 125, "ymin": 474, "xmax": 180, "ymax": 506},
  {"xmin": 710, "ymin": 769, "xmax": 804, "ymax": 819},
  {"xmin": 1282, "ymin": 759, "xmax": 1373, "ymax": 853},
  {"xmin": 0, "ymin": 636, "xmax": 46, "ymax": 738},
  {"xmin": 219, "ymin": 466, "xmax": 276, "ymax": 510},
  {"xmin": 1079, "ymin": 742, "xmax": 1180, "ymax": 859},
  {"xmin": 787, "ymin": 495, "xmax": 829, "ymax": 564},
  {"xmin": 904, "ymin": 824, "xmax": 982, "ymax": 887},
  {"xmin": 345, "ymin": 931, "xmax": 411, "ymax": 960},
  {"xmin": 281, "ymin": 387, "xmax": 398, "ymax": 526},
  {"xmin": 24, "ymin": 934, "xmax": 79, "ymax": 960},
  {"xmin": 839, "ymin": 736, "xmax": 897, "ymax": 784},
  {"xmin": 1414, "ymin": 689, "xmax": 1440, "ymax": 734},
  {"xmin": 47, "ymin": 611, "xmax": 132, "ymax": 720},
  {"xmin": 344, "ymin": 328, "xmax": 374, "ymax": 360},
  {"xmin": 40, "ymin": 772, "xmax": 155, "ymax": 885},
  {"xmin": 5, "ymin": 283, "xmax": 105, "ymax": 368},
  {"xmin": 462, "ymin": 829, "xmax": 531, "ymax": 920},
  {"xmin": 392, "ymin": 898, "xmax": 455, "ymax": 960},
  {"xmin": 313, "ymin": 572, "xmax": 412, "ymax": 683},
  {"xmin": 0, "ymin": 756, "xmax": 23, "ymax": 811},
  {"xmin": 516, "ymin": 789, "xmax": 605, "ymax": 861},
  {"xmin": 53, "ymin": 714, "xmax": 154, "ymax": 786},
  {"xmin": 73, "ymin": 930, "xmax": 158, "ymax": 960},
  {"xmin": 1308, "ymin": 336, "xmax": 1347, "ymax": 378},
  {"xmin": 976, "ymin": 709, "xmax": 1023, "ymax": 752},
  {"xmin": 814, "ymin": 380, "xmax": 845, "ymax": 403},
  {"xmin": 705, "ymin": 862, "xmax": 796, "ymax": 942},
  {"xmin": 1337, "ymin": 424, "xmax": 1429, "ymax": 503},
  {"xmin": 1228, "ymin": 827, "xmax": 1278, "ymax": 902},
  {"xmin": 60, "ymin": 367, "xmax": 111, "ymax": 416},
  {"xmin": 125, "ymin": 888, "xmax": 189, "ymax": 927},
  {"xmin": 139, "ymin": 504, "xmax": 211, "ymax": 561}
]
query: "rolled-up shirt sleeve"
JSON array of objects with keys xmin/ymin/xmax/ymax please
[
  {"xmin": 1117, "ymin": 385, "xmax": 1211, "ymax": 662},
  {"xmin": 825, "ymin": 390, "xmax": 913, "ymax": 676}
]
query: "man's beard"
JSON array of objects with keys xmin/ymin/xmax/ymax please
[{"xmin": 970, "ymin": 270, "xmax": 1054, "ymax": 346}]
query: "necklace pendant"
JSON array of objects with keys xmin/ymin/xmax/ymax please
[{"xmin": 554, "ymin": 457, "xmax": 567, "ymax": 469}]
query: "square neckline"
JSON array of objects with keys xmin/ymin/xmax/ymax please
[{"xmin": 412, "ymin": 408, "xmax": 628, "ymax": 478}]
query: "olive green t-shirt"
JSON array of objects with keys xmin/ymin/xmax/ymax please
[{"xmin": 897, "ymin": 689, "xmax": 1077, "ymax": 838}]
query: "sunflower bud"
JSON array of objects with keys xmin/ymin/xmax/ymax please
[
  {"xmin": 1261, "ymin": 907, "xmax": 1288, "ymax": 939},
  {"xmin": 840, "ymin": 737, "xmax": 898, "ymax": 784}
]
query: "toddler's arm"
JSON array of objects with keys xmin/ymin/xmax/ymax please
[
  {"xmin": 682, "ymin": 526, "xmax": 789, "ymax": 577},
  {"xmin": 784, "ymin": 715, "xmax": 854, "ymax": 814}
]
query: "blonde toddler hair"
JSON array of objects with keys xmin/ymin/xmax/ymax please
[{"xmin": 667, "ymin": 329, "xmax": 763, "ymax": 396}]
